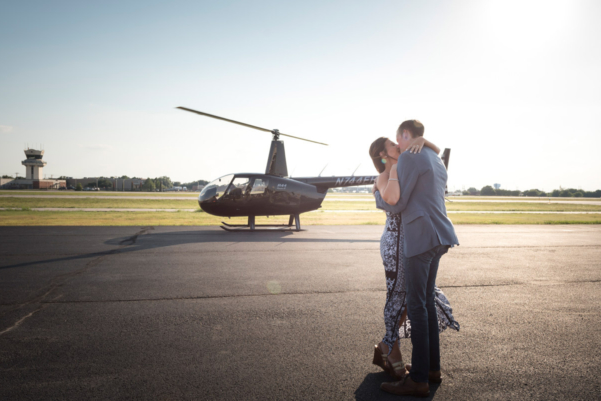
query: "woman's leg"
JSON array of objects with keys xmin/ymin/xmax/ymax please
[
  {"xmin": 379, "ymin": 217, "xmax": 409, "ymax": 378},
  {"xmin": 381, "ymin": 219, "xmax": 408, "ymax": 368},
  {"xmin": 388, "ymin": 308, "xmax": 407, "ymax": 363},
  {"xmin": 382, "ymin": 271, "xmax": 407, "ymax": 358}
]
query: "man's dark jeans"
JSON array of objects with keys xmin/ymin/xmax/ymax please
[{"xmin": 405, "ymin": 244, "xmax": 450, "ymax": 383}]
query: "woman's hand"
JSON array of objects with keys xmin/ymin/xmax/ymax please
[
  {"xmin": 390, "ymin": 164, "xmax": 398, "ymax": 178},
  {"xmin": 406, "ymin": 137, "xmax": 426, "ymax": 154}
]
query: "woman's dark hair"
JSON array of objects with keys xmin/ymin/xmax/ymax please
[{"xmin": 369, "ymin": 137, "xmax": 388, "ymax": 173}]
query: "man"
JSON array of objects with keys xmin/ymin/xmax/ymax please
[{"xmin": 373, "ymin": 120, "xmax": 459, "ymax": 397}]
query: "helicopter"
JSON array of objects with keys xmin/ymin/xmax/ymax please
[{"xmin": 177, "ymin": 107, "xmax": 451, "ymax": 231}]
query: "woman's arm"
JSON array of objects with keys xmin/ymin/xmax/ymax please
[
  {"xmin": 375, "ymin": 173, "xmax": 388, "ymax": 194},
  {"xmin": 406, "ymin": 137, "xmax": 440, "ymax": 155},
  {"xmin": 380, "ymin": 165, "xmax": 400, "ymax": 205}
]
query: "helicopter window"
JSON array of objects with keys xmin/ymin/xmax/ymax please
[
  {"xmin": 199, "ymin": 174, "xmax": 234, "ymax": 200},
  {"xmin": 225, "ymin": 177, "xmax": 250, "ymax": 197},
  {"xmin": 250, "ymin": 178, "xmax": 268, "ymax": 195}
]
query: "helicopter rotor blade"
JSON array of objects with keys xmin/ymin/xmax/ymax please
[
  {"xmin": 177, "ymin": 107, "xmax": 271, "ymax": 133},
  {"xmin": 278, "ymin": 132, "xmax": 328, "ymax": 146},
  {"xmin": 177, "ymin": 107, "xmax": 328, "ymax": 146}
]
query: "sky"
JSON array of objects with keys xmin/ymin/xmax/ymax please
[{"xmin": 1, "ymin": 0, "xmax": 600, "ymax": 191}]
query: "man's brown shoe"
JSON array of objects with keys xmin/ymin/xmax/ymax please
[
  {"xmin": 381, "ymin": 375, "xmax": 430, "ymax": 398},
  {"xmin": 429, "ymin": 370, "xmax": 442, "ymax": 383},
  {"xmin": 405, "ymin": 365, "xmax": 443, "ymax": 383}
]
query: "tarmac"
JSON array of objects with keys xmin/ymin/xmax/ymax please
[{"xmin": 0, "ymin": 225, "xmax": 600, "ymax": 400}]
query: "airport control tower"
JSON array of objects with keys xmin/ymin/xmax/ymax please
[{"xmin": 22, "ymin": 148, "xmax": 47, "ymax": 180}]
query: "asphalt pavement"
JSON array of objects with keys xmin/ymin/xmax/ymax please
[{"xmin": 1, "ymin": 225, "xmax": 600, "ymax": 400}]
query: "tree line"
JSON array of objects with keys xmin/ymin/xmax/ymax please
[
  {"xmin": 71, "ymin": 176, "xmax": 209, "ymax": 191},
  {"xmin": 463, "ymin": 186, "xmax": 601, "ymax": 198}
]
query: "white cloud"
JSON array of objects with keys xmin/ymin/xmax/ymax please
[{"xmin": 0, "ymin": 125, "xmax": 13, "ymax": 133}]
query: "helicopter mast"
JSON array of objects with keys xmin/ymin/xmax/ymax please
[{"xmin": 265, "ymin": 130, "xmax": 288, "ymax": 177}]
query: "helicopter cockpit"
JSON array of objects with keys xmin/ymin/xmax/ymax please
[
  {"xmin": 199, "ymin": 174, "xmax": 268, "ymax": 204},
  {"xmin": 223, "ymin": 177, "xmax": 251, "ymax": 200},
  {"xmin": 198, "ymin": 174, "xmax": 234, "ymax": 202}
]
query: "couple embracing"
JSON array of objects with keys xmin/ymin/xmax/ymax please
[{"xmin": 368, "ymin": 120, "xmax": 460, "ymax": 397}]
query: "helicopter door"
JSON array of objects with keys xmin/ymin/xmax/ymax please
[
  {"xmin": 222, "ymin": 177, "xmax": 251, "ymax": 214},
  {"xmin": 244, "ymin": 177, "xmax": 268, "ymax": 214},
  {"xmin": 249, "ymin": 178, "xmax": 268, "ymax": 196}
]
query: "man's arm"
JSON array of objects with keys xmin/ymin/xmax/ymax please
[{"xmin": 395, "ymin": 154, "xmax": 421, "ymax": 213}]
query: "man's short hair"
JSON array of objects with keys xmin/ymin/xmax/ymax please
[{"xmin": 398, "ymin": 120, "xmax": 424, "ymax": 138}]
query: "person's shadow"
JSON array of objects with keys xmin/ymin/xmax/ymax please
[{"xmin": 354, "ymin": 373, "xmax": 440, "ymax": 400}]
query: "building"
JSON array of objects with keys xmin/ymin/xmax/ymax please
[
  {"xmin": 22, "ymin": 149, "xmax": 46, "ymax": 180},
  {"xmin": 65, "ymin": 177, "xmax": 146, "ymax": 191},
  {"xmin": 0, "ymin": 149, "xmax": 66, "ymax": 189}
]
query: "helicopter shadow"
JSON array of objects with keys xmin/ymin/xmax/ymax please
[
  {"xmin": 0, "ymin": 228, "xmax": 379, "ymax": 271},
  {"xmin": 103, "ymin": 228, "xmax": 380, "ymax": 257}
]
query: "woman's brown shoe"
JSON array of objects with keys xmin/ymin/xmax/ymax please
[
  {"xmin": 373, "ymin": 343, "xmax": 408, "ymax": 379},
  {"xmin": 372, "ymin": 344, "xmax": 391, "ymax": 375},
  {"xmin": 387, "ymin": 358, "xmax": 408, "ymax": 380}
]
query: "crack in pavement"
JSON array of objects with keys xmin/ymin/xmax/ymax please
[
  {"xmin": 0, "ymin": 227, "xmax": 154, "ymax": 336},
  {"xmin": 0, "ymin": 305, "xmax": 46, "ymax": 336},
  {"xmin": 5, "ymin": 279, "xmax": 594, "ymax": 305}
]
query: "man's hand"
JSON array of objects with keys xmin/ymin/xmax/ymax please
[{"xmin": 406, "ymin": 137, "xmax": 426, "ymax": 154}]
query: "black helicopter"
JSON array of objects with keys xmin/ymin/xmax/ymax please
[{"xmin": 177, "ymin": 107, "xmax": 451, "ymax": 231}]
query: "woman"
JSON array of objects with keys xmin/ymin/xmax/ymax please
[{"xmin": 369, "ymin": 136, "xmax": 460, "ymax": 380}]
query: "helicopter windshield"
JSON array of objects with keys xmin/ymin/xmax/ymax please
[{"xmin": 199, "ymin": 174, "xmax": 234, "ymax": 202}]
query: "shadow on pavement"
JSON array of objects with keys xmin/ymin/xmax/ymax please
[
  {"xmin": 354, "ymin": 372, "xmax": 440, "ymax": 400},
  {"xmin": 0, "ymin": 228, "xmax": 378, "ymax": 270}
]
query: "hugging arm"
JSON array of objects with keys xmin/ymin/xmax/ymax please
[
  {"xmin": 375, "ymin": 155, "xmax": 420, "ymax": 213},
  {"xmin": 380, "ymin": 166, "xmax": 399, "ymax": 205},
  {"xmin": 406, "ymin": 137, "xmax": 441, "ymax": 155},
  {"xmin": 375, "ymin": 190, "xmax": 398, "ymax": 213}
]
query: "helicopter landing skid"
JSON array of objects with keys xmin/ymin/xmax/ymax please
[
  {"xmin": 220, "ymin": 225, "xmax": 300, "ymax": 232},
  {"xmin": 220, "ymin": 215, "xmax": 301, "ymax": 232}
]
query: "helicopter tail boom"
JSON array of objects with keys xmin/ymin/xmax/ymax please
[
  {"xmin": 292, "ymin": 176, "xmax": 377, "ymax": 191},
  {"xmin": 293, "ymin": 148, "xmax": 451, "ymax": 191}
]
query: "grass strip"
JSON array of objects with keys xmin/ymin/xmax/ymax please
[
  {"xmin": 0, "ymin": 190, "xmax": 196, "ymax": 197},
  {"xmin": 1, "ymin": 210, "xmax": 600, "ymax": 226},
  {"xmin": 0, "ymin": 198, "xmax": 199, "ymax": 209},
  {"xmin": 2, "ymin": 197, "xmax": 601, "ymax": 212}
]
